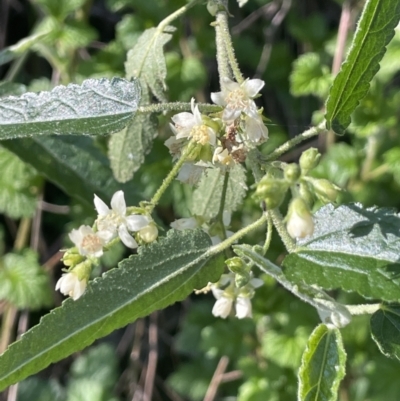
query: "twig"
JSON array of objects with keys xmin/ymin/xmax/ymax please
[
  {"xmin": 143, "ymin": 312, "xmax": 158, "ymax": 401},
  {"xmin": 203, "ymin": 356, "xmax": 230, "ymax": 401}
]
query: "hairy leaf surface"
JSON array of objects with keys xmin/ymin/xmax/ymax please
[
  {"xmin": 0, "ymin": 229, "xmax": 222, "ymax": 391},
  {"xmin": 191, "ymin": 165, "xmax": 247, "ymax": 220},
  {"xmin": 325, "ymin": 0, "xmax": 400, "ymax": 134},
  {"xmin": 125, "ymin": 26, "xmax": 174, "ymax": 101},
  {"xmin": 298, "ymin": 324, "xmax": 346, "ymax": 401},
  {"xmin": 283, "ymin": 204, "xmax": 400, "ymax": 302},
  {"xmin": 0, "ymin": 78, "xmax": 140, "ymax": 139},
  {"xmin": 234, "ymin": 245, "xmax": 351, "ymax": 322},
  {"xmin": 108, "ymin": 80, "xmax": 157, "ymax": 183}
]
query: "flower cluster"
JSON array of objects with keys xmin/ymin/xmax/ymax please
[
  {"xmin": 210, "ymin": 273, "xmax": 263, "ymax": 319},
  {"xmin": 165, "ymin": 78, "xmax": 268, "ymax": 184},
  {"xmin": 56, "ymin": 191, "xmax": 158, "ymax": 300}
]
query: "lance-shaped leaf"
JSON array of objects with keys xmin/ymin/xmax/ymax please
[
  {"xmin": 125, "ymin": 26, "xmax": 174, "ymax": 102},
  {"xmin": 0, "ymin": 32, "xmax": 49, "ymax": 67},
  {"xmin": 371, "ymin": 304, "xmax": 400, "ymax": 360},
  {"xmin": 1, "ymin": 136, "xmax": 142, "ymax": 208},
  {"xmin": 298, "ymin": 324, "xmax": 346, "ymax": 401},
  {"xmin": 191, "ymin": 165, "xmax": 247, "ymax": 220},
  {"xmin": 108, "ymin": 80, "xmax": 158, "ymax": 183},
  {"xmin": 0, "ymin": 229, "xmax": 222, "ymax": 391},
  {"xmin": 234, "ymin": 245, "xmax": 351, "ymax": 327},
  {"xmin": 283, "ymin": 204, "xmax": 400, "ymax": 302},
  {"xmin": 0, "ymin": 77, "xmax": 140, "ymax": 139},
  {"xmin": 325, "ymin": 0, "xmax": 400, "ymax": 134}
]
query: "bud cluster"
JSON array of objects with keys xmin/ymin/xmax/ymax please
[{"xmin": 254, "ymin": 147, "xmax": 341, "ymax": 240}]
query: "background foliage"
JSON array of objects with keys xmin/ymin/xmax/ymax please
[{"xmin": 1, "ymin": 0, "xmax": 400, "ymax": 400}]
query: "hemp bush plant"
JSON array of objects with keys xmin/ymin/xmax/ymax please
[{"xmin": 1, "ymin": 0, "xmax": 400, "ymax": 399}]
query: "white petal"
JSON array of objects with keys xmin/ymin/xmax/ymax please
[
  {"xmin": 222, "ymin": 77, "xmax": 239, "ymax": 92},
  {"xmin": 211, "ymin": 286, "xmax": 224, "ymax": 299},
  {"xmin": 211, "ymin": 91, "xmax": 226, "ymax": 106},
  {"xmin": 72, "ymin": 279, "xmax": 87, "ymax": 300},
  {"xmin": 235, "ymin": 297, "xmax": 252, "ymax": 318},
  {"xmin": 125, "ymin": 214, "xmax": 150, "ymax": 232},
  {"xmin": 170, "ymin": 217, "xmax": 198, "ymax": 230},
  {"xmin": 193, "ymin": 105, "xmax": 203, "ymax": 125},
  {"xmin": 207, "ymin": 128, "xmax": 217, "ymax": 146},
  {"xmin": 94, "ymin": 194, "xmax": 109, "ymax": 216},
  {"xmin": 245, "ymin": 115, "xmax": 268, "ymax": 142},
  {"xmin": 111, "ymin": 190, "xmax": 126, "ymax": 216},
  {"xmin": 118, "ymin": 225, "xmax": 138, "ymax": 248},
  {"xmin": 222, "ymin": 107, "xmax": 241, "ymax": 122},
  {"xmin": 212, "ymin": 297, "xmax": 233, "ymax": 318},
  {"xmin": 171, "ymin": 112, "xmax": 196, "ymax": 128},
  {"xmin": 69, "ymin": 228, "xmax": 83, "ymax": 246},
  {"xmin": 243, "ymin": 78, "xmax": 265, "ymax": 98},
  {"xmin": 250, "ymin": 278, "xmax": 264, "ymax": 288}
]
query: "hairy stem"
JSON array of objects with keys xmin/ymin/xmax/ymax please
[
  {"xmin": 346, "ymin": 303, "xmax": 381, "ymax": 315},
  {"xmin": 263, "ymin": 121, "xmax": 326, "ymax": 162},
  {"xmin": 139, "ymin": 102, "xmax": 221, "ymax": 114},
  {"xmin": 148, "ymin": 142, "xmax": 196, "ymax": 213},
  {"xmin": 268, "ymin": 208, "xmax": 296, "ymax": 253}
]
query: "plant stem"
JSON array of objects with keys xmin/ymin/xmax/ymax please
[
  {"xmin": 208, "ymin": 213, "xmax": 268, "ymax": 256},
  {"xmin": 148, "ymin": 143, "xmax": 196, "ymax": 213},
  {"xmin": 263, "ymin": 121, "xmax": 326, "ymax": 162},
  {"xmin": 214, "ymin": 3, "xmax": 232, "ymax": 86},
  {"xmin": 346, "ymin": 303, "xmax": 381, "ymax": 315},
  {"xmin": 14, "ymin": 218, "xmax": 31, "ymax": 251},
  {"xmin": 268, "ymin": 208, "xmax": 296, "ymax": 253},
  {"xmin": 262, "ymin": 214, "xmax": 273, "ymax": 255},
  {"xmin": 216, "ymin": 172, "xmax": 230, "ymax": 240},
  {"xmin": 218, "ymin": 11, "xmax": 244, "ymax": 83},
  {"xmin": 138, "ymin": 102, "xmax": 221, "ymax": 114},
  {"xmin": 158, "ymin": 0, "xmax": 202, "ymax": 31}
]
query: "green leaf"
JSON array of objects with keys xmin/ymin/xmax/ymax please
[
  {"xmin": 370, "ymin": 304, "xmax": 400, "ymax": 360},
  {"xmin": 125, "ymin": 26, "xmax": 174, "ymax": 101},
  {"xmin": 191, "ymin": 165, "xmax": 247, "ymax": 220},
  {"xmin": 290, "ymin": 53, "xmax": 332, "ymax": 98},
  {"xmin": 325, "ymin": 0, "xmax": 400, "ymax": 134},
  {"xmin": 0, "ymin": 229, "xmax": 222, "ymax": 391},
  {"xmin": 0, "ymin": 78, "xmax": 140, "ymax": 140},
  {"xmin": 0, "ymin": 82, "xmax": 26, "ymax": 97},
  {"xmin": 34, "ymin": 0, "xmax": 87, "ymax": 19},
  {"xmin": 0, "ymin": 146, "xmax": 41, "ymax": 218},
  {"xmin": 283, "ymin": 203, "xmax": 400, "ymax": 302},
  {"xmin": 108, "ymin": 80, "xmax": 157, "ymax": 183},
  {"xmin": 1, "ymin": 136, "xmax": 142, "ymax": 208},
  {"xmin": 298, "ymin": 324, "xmax": 346, "ymax": 401},
  {"xmin": 0, "ymin": 32, "xmax": 49, "ymax": 66},
  {"xmin": 234, "ymin": 245, "xmax": 351, "ymax": 325},
  {"xmin": 0, "ymin": 250, "xmax": 52, "ymax": 309}
]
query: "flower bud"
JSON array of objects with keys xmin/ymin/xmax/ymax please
[
  {"xmin": 226, "ymin": 257, "xmax": 246, "ymax": 274},
  {"xmin": 286, "ymin": 198, "xmax": 314, "ymax": 239},
  {"xmin": 311, "ymin": 178, "xmax": 340, "ymax": 204},
  {"xmin": 235, "ymin": 272, "xmax": 251, "ymax": 288},
  {"xmin": 284, "ymin": 163, "xmax": 300, "ymax": 184},
  {"xmin": 254, "ymin": 176, "xmax": 288, "ymax": 208},
  {"xmin": 62, "ymin": 248, "xmax": 84, "ymax": 267},
  {"xmin": 299, "ymin": 148, "xmax": 321, "ymax": 174},
  {"xmin": 299, "ymin": 181, "xmax": 314, "ymax": 207},
  {"xmin": 138, "ymin": 223, "xmax": 159, "ymax": 243}
]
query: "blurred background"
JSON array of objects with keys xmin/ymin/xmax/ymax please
[{"xmin": 1, "ymin": 0, "xmax": 400, "ymax": 400}]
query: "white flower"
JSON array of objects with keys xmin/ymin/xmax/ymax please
[
  {"xmin": 237, "ymin": 0, "xmax": 249, "ymax": 7},
  {"xmin": 94, "ymin": 191, "xmax": 150, "ymax": 248},
  {"xmin": 164, "ymin": 135, "xmax": 185, "ymax": 160},
  {"xmin": 286, "ymin": 198, "xmax": 314, "ymax": 239},
  {"xmin": 55, "ymin": 272, "xmax": 87, "ymax": 300},
  {"xmin": 211, "ymin": 77, "xmax": 265, "ymax": 122},
  {"xmin": 235, "ymin": 296, "xmax": 252, "ymax": 318},
  {"xmin": 244, "ymin": 113, "xmax": 269, "ymax": 143},
  {"xmin": 212, "ymin": 147, "xmax": 235, "ymax": 167},
  {"xmin": 211, "ymin": 288, "xmax": 234, "ymax": 318},
  {"xmin": 170, "ymin": 217, "xmax": 199, "ymax": 230},
  {"xmin": 69, "ymin": 225, "xmax": 107, "ymax": 257},
  {"xmin": 171, "ymin": 98, "xmax": 216, "ymax": 146}
]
